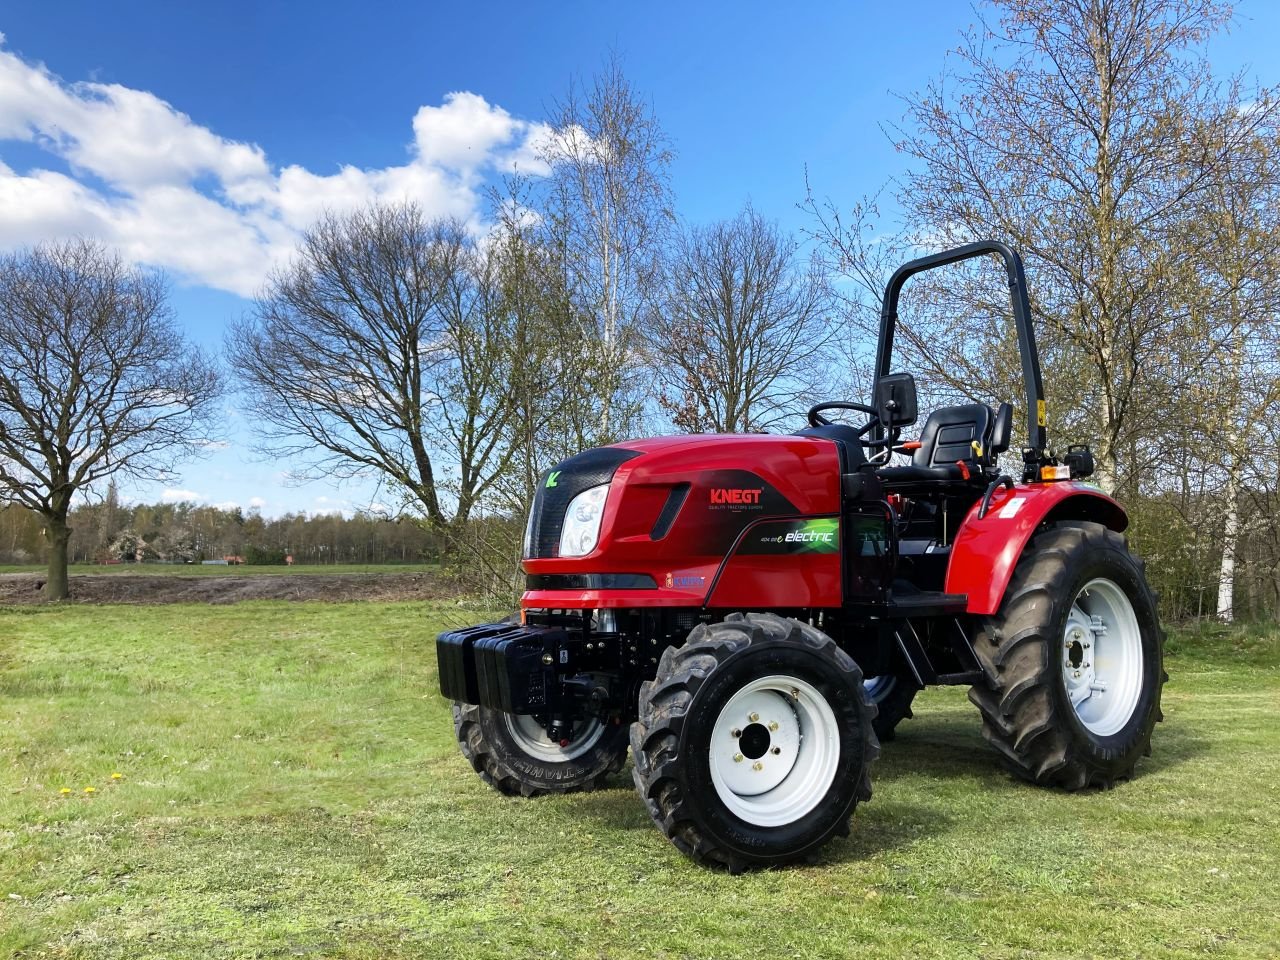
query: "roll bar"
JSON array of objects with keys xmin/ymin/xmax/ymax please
[{"xmin": 875, "ymin": 240, "xmax": 1048, "ymax": 456}]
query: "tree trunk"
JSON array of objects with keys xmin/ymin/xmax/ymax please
[
  {"xmin": 1216, "ymin": 476, "xmax": 1240, "ymax": 622},
  {"xmin": 44, "ymin": 513, "xmax": 72, "ymax": 601}
]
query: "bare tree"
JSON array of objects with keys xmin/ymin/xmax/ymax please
[
  {"xmin": 888, "ymin": 0, "xmax": 1280, "ymax": 493},
  {"xmin": 807, "ymin": 0, "xmax": 1280, "ymax": 621},
  {"xmin": 228, "ymin": 203, "xmax": 515, "ymax": 530},
  {"xmin": 0, "ymin": 239, "xmax": 222, "ymax": 599},
  {"xmin": 651, "ymin": 207, "xmax": 833, "ymax": 433},
  {"xmin": 808, "ymin": 0, "xmax": 1275, "ymax": 495},
  {"xmin": 1179, "ymin": 115, "xmax": 1280, "ymax": 621},
  {"xmin": 536, "ymin": 55, "xmax": 675, "ymax": 443},
  {"xmin": 486, "ymin": 180, "xmax": 600, "ymax": 507}
]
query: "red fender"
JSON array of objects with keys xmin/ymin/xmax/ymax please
[{"xmin": 944, "ymin": 482, "xmax": 1128, "ymax": 616}]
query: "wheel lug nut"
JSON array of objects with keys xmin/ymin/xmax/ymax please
[
  {"xmin": 771, "ymin": 746, "xmax": 781, "ymax": 755},
  {"xmin": 733, "ymin": 753, "xmax": 743, "ymax": 763},
  {"xmin": 748, "ymin": 713, "xmax": 759, "ymax": 723},
  {"xmin": 730, "ymin": 728, "xmax": 741, "ymax": 738},
  {"xmin": 752, "ymin": 761, "xmax": 763, "ymax": 771},
  {"xmin": 768, "ymin": 721, "xmax": 779, "ymax": 732}
]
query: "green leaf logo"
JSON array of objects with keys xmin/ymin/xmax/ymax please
[{"xmin": 546, "ymin": 471, "xmax": 561, "ymax": 489}]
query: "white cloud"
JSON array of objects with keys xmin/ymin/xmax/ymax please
[
  {"xmin": 161, "ymin": 488, "xmax": 204, "ymax": 503},
  {"xmin": 248, "ymin": 496, "xmax": 267, "ymax": 509},
  {"xmin": 0, "ymin": 41, "xmax": 550, "ymax": 296},
  {"xmin": 211, "ymin": 500, "xmax": 241, "ymax": 512}
]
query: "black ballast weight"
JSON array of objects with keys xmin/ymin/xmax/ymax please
[{"xmin": 438, "ymin": 622, "xmax": 563, "ymax": 714}]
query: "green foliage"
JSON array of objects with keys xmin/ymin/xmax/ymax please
[
  {"xmin": 1, "ymin": 499, "xmax": 444, "ymax": 567},
  {"xmin": 0, "ymin": 562, "xmax": 438, "ymax": 576},
  {"xmin": 245, "ymin": 545, "xmax": 288, "ymax": 565},
  {"xmin": 1166, "ymin": 619, "xmax": 1280, "ymax": 669},
  {"xmin": 1, "ymin": 604, "xmax": 1277, "ymax": 958}
]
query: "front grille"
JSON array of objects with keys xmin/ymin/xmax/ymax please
[{"xmin": 525, "ymin": 446, "xmax": 641, "ymax": 558}]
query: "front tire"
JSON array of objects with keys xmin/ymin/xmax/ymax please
[
  {"xmin": 453, "ymin": 702, "xmax": 628, "ymax": 797},
  {"xmin": 631, "ymin": 613, "xmax": 879, "ymax": 872},
  {"xmin": 968, "ymin": 521, "xmax": 1166, "ymax": 789}
]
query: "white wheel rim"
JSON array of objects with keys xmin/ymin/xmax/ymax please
[
  {"xmin": 504, "ymin": 713, "xmax": 605, "ymax": 762},
  {"xmin": 708, "ymin": 675, "xmax": 841, "ymax": 827},
  {"xmin": 1061, "ymin": 578, "xmax": 1144, "ymax": 736},
  {"xmin": 864, "ymin": 675, "xmax": 896, "ymax": 704}
]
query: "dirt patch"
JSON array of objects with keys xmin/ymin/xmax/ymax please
[{"xmin": 0, "ymin": 572, "xmax": 450, "ymax": 605}]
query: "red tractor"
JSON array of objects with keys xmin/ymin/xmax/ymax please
[{"xmin": 438, "ymin": 241, "xmax": 1165, "ymax": 872}]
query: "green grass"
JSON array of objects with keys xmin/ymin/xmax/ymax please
[
  {"xmin": 1, "ymin": 605, "xmax": 1277, "ymax": 959},
  {"xmin": 0, "ymin": 563, "xmax": 437, "ymax": 576}
]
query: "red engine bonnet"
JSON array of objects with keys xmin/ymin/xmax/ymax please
[{"xmin": 521, "ymin": 434, "xmax": 843, "ymax": 610}]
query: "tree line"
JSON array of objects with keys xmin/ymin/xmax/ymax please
[
  {"xmin": 0, "ymin": 492, "xmax": 438, "ymax": 567},
  {"xmin": 3, "ymin": 1, "xmax": 1280, "ymax": 619}
]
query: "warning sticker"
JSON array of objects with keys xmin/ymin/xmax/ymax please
[{"xmin": 997, "ymin": 496, "xmax": 1027, "ymax": 519}]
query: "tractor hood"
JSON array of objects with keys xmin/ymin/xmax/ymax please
[{"xmin": 521, "ymin": 434, "xmax": 843, "ymax": 608}]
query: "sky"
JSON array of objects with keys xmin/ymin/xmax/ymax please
[{"xmin": 2, "ymin": 1, "xmax": 1277, "ymax": 517}]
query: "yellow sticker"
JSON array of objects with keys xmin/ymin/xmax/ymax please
[{"xmin": 1036, "ymin": 400, "xmax": 1047, "ymax": 427}]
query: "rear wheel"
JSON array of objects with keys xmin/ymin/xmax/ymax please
[
  {"xmin": 453, "ymin": 702, "xmax": 628, "ymax": 797},
  {"xmin": 631, "ymin": 613, "xmax": 878, "ymax": 872},
  {"xmin": 968, "ymin": 521, "xmax": 1166, "ymax": 789}
]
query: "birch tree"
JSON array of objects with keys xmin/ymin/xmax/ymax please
[
  {"xmin": 536, "ymin": 57, "xmax": 674, "ymax": 443},
  {"xmin": 887, "ymin": 0, "xmax": 1274, "ymax": 494},
  {"xmin": 1184, "ymin": 116, "xmax": 1280, "ymax": 620}
]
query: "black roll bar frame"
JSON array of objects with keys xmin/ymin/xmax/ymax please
[{"xmin": 874, "ymin": 240, "xmax": 1048, "ymax": 457}]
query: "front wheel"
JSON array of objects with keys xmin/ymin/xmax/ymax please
[
  {"xmin": 631, "ymin": 613, "xmax": 879, "ymax": 872},
  {"xmin": 968, "ymin": 521, "xmax": 1166, "ymax": 789},
  {"xmin": 453, "ymin": 702, "xmax": 628, "ymax": 797}
]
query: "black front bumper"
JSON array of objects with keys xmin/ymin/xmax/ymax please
[{"xmin": 436, "ymin": 621, "xmax": 566, "ymax": 713}]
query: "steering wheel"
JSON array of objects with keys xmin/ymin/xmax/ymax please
[
  {"xmin": 807, "ymin": 401, "xmax": 880, "ymax": 437},
  {"xmin": 807, "ymin": 401, "xmax": 902, "ymax": 457}
]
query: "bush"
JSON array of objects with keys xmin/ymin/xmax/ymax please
[{"xmin": 245, "ymin": 546, "xmax": 288, "ymax": 565}]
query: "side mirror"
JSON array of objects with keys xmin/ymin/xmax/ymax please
[
  {"xmin": 990, "ymin": 402, "xmax": 1013, "ymax": 455},
  {"xmin": 874, "ymin": 372, "xmax": 917, "ymax": 428}
]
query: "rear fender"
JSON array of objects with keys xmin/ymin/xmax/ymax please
[{"xmin": 945, "ymin": 483, "xmax": 1127, "ymax": 615}]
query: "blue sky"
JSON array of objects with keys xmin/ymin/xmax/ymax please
[{"xmin": 2, "ymin": 2, "xmax": 1277, "ymax": 517}]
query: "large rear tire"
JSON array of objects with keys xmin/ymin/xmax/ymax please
[
  {"xmin": 968, "ymin": 521, "xmax": 1166, "ymax": 789},
  {"xmin": 631, "ymin": 613, "xmax": 878, "ymax": 872},
  {"xmin": 452, "ymin": 702, "xmax": 628, "ymax": 797}
]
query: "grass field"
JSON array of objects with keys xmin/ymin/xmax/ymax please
[
  {"xmin": 1, "ymin": 604, "xmax": 1277, "ymax": 959},
  {"xmin": 0, "ymin": 563, "xmax": 437, "ymax": 577}
]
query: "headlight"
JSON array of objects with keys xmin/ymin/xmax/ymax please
[
  {"xmin": 559, "ymin": 484, "xmax": 609, "ymax": 557},
  {"xmin": 522, "ymin": 500, "xmax": 537, "ymax": 559}
]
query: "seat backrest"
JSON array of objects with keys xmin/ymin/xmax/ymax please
[{"xmin": 913, "ymin": 404, "xmax": 993, "ymax": 468}]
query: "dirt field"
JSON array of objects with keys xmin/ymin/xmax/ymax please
[{"xmin": 0, "ymin": 570, "xmax": 448, "ymax": 604}]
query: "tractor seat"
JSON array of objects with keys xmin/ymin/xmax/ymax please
[{"xmin": 878, "ymin": 402, "xmax": 1009, "ymax": 487}]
